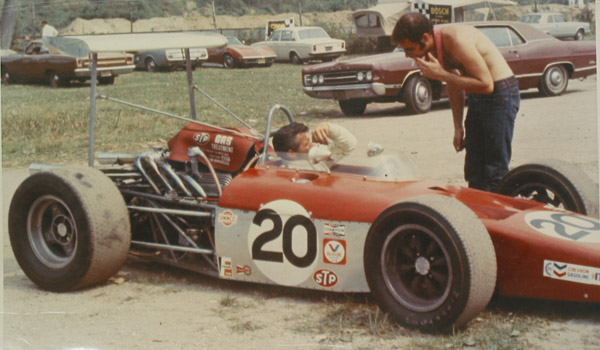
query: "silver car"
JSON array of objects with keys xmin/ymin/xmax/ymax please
[
  {"xmin": 252, "ymin": 26, "xmax": 345, "ymax": 64},
  {"xmin": 518, "ymin": 12, "xmax": 590, "ymax": 40}
]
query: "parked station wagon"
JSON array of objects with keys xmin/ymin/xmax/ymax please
[
  {"xmin": 252, "ymin": 26, "xmax": 346, "ymax": 64},
  {"xmin": 518, "ymin": 12, "xmax": 591, "ymax": 40},
  {"xmin": 302, "ymin": 21, "xmax": 597, "ymax": 116}
]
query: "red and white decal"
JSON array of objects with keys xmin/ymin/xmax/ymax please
[
  {"xmin": 544, "ymin": 260, "xmax": 600, "ymax": 286},
  {"xmin": 219, "ymin": 257, "xmax": 233, "ymax": 278},
  {"xmin": 236, "ymin": 265, "xmax": 252, "ymax": 276},
  {"xmin": 313, "ymin": 269, "xmax": 338, "ymax": 288},
  {"xmin": 323, "ymin": 239, "xmax": 346, "ymax": 265},
  {"xmin": 219, "ymin": 210, "xmax": 238, "ymax": 227},
  {"xmin": 248, "ymin": 200, "xmax": 318, "ymax": 286},
  {"xmin": 193, "ymin": 132, "xmax": 210, "ymax": 145},
  {"xmin": 525, "ymin": 211, "xmax": 600, "ymax": 243},
  {"xmin": 323, "ymin": 222, "xmax": 346, "ymax": 237}
]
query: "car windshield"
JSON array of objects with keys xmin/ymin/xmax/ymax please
[
  {"xmin": 259, "ymin": 150, "xmax": 420, "ymax": 182},
  {"xmin": 227, "ymin": 37, "xmax": 242, "ymax": 45},
  {"xmin": 298, "ymin": 28, "xmax": 330, "ymax": 40},
  {"xmin": 518, "ymin": 15, "xmax": 541, "ymax": 24},
  {"xmin": 43, "ymin": 36, "xmax": 90, "ymax": 57}
]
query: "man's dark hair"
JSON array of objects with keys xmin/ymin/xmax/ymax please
[
  {"xmin": 272, "ymin": 122, "xmax": 309, "ymax": 152},
  {"xmin": 391, "ymin": 13, "xmax": 433, "ymax": 46},
  {"xmin": 41, "ymin": 20, "xmax": 48, "ymax": 25}
]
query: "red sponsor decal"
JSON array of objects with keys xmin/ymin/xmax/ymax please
[
  {"xmin": 313, "ymin": 269, "xmax": 338, "ymax": 288},
  {"xmin": 323, "ymin": 239, "xmax": 346, "ymax": 265},
  {"xmin": 219, "ymin": 210, "xmax": 237, "ymax": 227}
]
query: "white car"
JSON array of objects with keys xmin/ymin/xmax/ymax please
[
  {"xmin": 252, "ymin": 26, "xmax": 345, "ymax": 64},
  {"xmin": 518, "ymin": 12, "xmax": 590, "ymax": 40}
]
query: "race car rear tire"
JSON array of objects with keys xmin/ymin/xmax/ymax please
[
  {"xmin": 339, "ymin": 99, "xmax": 367, "ymax": 116},
  {"xmin": 496, "ymin": 160, "xmax": 599, "ymax": 218},
  {"xmin": 364, "ymin": 195, "xmax": 497, "ymax": 332},
  {"xmin": 403, "ymin": 75, "xmax": 432, "ymax": 114},
  {"xmin": 8, "ymin": 166, "xmax": 131, "ymax": 292}
]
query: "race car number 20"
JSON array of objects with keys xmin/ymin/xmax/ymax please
[
  {"xmin": 525, "ymin": 211, "xmax": 600, "ymax": 243},
  {"xmin": 248, "ymin": 200, "xmax": 319, "ymax": 286}
]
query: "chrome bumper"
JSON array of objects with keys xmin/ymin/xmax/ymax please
[
  {"xmin": 74, "ymin": 65, "xmax": 135, "ymax": 77},
  {"xmin": 303, "ymin": 82, "xmax": 387, "ymax": 99}
]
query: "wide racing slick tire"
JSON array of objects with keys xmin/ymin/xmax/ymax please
[
  {"xmin": 339, "ymin": 99, "xmax": 367, "ymax": 116},
  {"xmin": 403, "ymin": 75, "xmax": 433, "ymax": 114},
  {"xmin": 364, "ymin": 195, "xmax": 497, "ymax": 332},
  {"xmin": 496, "ymin": 160, "xmax": 599, "ymax": 218},
  {"xmin": 538, "ymin": 65, "xmax": 568, "ymax": 96},
  {"xmin": 8, "ymin": 166, "xmax": 131, "ymax": 292}
]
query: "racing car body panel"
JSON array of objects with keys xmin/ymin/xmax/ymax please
[{"xmin": 216, "ymin": 164, "xmax": 600, "ymax": 301}]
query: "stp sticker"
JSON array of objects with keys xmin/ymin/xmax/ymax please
[
  {"xmin": 543, "ymin": 260, "xmax": 600, "ymax": 286},
  {"xmin": 193, "ymin": 132, "xmax": 210, "ymax": 145},
  {"xmin": 525, "ymin": 211, "xmax": 600, "ymax": 243},
  {"xmin": 313, "ymin": 269, "xmax": 338, "ymax": 288},
  {"xmin": 323, "ymin": 239, "xmax": 346, "ymax": 265},
  {"xmin": 248, "ymin": 200, "xmax": 318, "ymax": 286},
  {"xmin": 219, "ymin": 210, "xmax": 238, "ymax": 227}
]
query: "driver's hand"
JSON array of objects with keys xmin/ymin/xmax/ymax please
[
  {"xmin": 312, "ymin": 122, "xmax": 330, "ymax": 145},
  {"xmin": 453, "ymin": 127, "xmax": 465, "ymax": 152}
]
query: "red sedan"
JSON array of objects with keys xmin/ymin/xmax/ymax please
[{"xmin": 302, "ymin": 21, "xmax": 597, "ymax": 116}]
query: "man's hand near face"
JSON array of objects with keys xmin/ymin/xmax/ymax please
[{"xmin": 312, "ymin": 122, "xmax": 331, "ymax": 145}]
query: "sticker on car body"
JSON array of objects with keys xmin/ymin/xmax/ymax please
[
  {"xmin": 248, "ymin": 200, "xmax": 318, "ymax": 286},
  {"xmin": 525, "ymin": 211, "xmax": 600, "ymax": 243},
  {"xmin": 543, "ymin": 260, "xmax": 600, "ymax": 286}
]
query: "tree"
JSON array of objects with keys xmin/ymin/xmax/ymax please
[{"xmin": 0, "ymin": 0, "xmax": 18, "ymax": 49}]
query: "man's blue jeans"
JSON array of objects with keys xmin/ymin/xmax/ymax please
[{"xmin": 464, "ymin": 76, "xmax": 520, "ymax": 191}]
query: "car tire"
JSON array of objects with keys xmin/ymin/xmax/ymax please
[
  {"xmin": 8, "ymin": 166, "xmax": 131, "ymax": 292},
  {"xmin": 538, "ymin": 65, "xmax": 568, "ymax": 96},
  {"xmin": 364, "ymin": 195, "xmax": 497, "ymax": 332},
  {"xmin": 98, "ymin": 76, "xmax": 115, "ymax": 85},
  {"xmin": 339, "ymin": 100, "xmax": 367, "ymax": 116},
  {"xmin": 496, "ymin": 160, "xmax": 599, "ymax": 218},
  {"xmin": 1, "ymin": 65, "xmax": 13, "ymax": 84},
  {"xmin": 574, "ymin": 29, "xmax": 584, "ymax": 41},
  {"xmin": 403, "ymin": 75, "xmax": 433, "ymax": 114},
  {"xmin": 145, "ymin": 57, "xmax": 157, "ymax": 73},
  {"xmin": 223, "ymin": 53, "xmax": 236, "ymax": 69},
  {"xmin": 290, "ymin": 52, "xmax": 302, "ymax": 65},
  {"xmin": 47, "ymin": 71, "xmax": 64, "ymax": 88}
]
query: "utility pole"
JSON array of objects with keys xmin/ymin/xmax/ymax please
[
  {"xmin": 298, "ymin": 1, "xmax": 303, "ymax": 26},
  {"xmin": 211, "ymin": 1, "xmax": 217, "ymax": 30}
]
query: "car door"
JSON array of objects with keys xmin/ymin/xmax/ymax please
[
  {"xmin": 279, "ymin": 29, "xmax": 296, "ymax": 59},
  {"xmin": 20, "ymin": 42, "xmax": 46, "ymax": 80},
  {"xmin": 553, "ymin": 14, "xmax": 568, "ymax": 38},
  {"xmin": 268, "ymin": 30, "xmax": 284, "ymax": 59}
]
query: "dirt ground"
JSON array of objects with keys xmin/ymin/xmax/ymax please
[{"xmin": 2, "ymin": 76, "xmax": 598, "ymax": 349}]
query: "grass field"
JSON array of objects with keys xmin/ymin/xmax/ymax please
[{"xmin": 1, "ymin": 64, "xmax": 340, "ymax": 167}]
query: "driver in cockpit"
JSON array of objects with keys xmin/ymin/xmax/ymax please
[{"xmin": 271, "ymin": 122, "xmax": 357, "ymax": 171}]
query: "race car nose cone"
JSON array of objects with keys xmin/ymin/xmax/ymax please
[{"xmin": 415, "ymin": 256, "xmax": 431, "ymax": 275}]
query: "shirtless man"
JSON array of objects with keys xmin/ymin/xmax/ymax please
[{"xmin": 392, "ymin": 13, "xmax": 520, "ymax": 191}]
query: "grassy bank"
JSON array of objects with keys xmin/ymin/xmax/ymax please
[{"xmin": 1, "ymin": 64, "xmax": 341, "ymax": 167}]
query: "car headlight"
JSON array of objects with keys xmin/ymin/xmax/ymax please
[
  {"xmin": 311, "ymin": 75, "xmax": 319, "ymax": 85},
  {"xmin": 366, "ymin": 71, "xmax": 372, "ymax": 81},
  {"xmin": 318, "ymin": 74, "xmax": 324, "ymax": 84},
  {"xmin": 357, "ymin": 71, "xmax": 364, "ymax": 82}
]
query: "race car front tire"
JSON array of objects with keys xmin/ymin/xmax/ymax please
[
  {"xmin": 9, "ymin": 166, "xmax": 131, "ymax": 292},
  {"xmin": 496, "ymin": 160, "xmax": 599, "ymax": 218},
  {"xmin": 364, "ymin": 195, "xmax": 497, "ymax": 332}
]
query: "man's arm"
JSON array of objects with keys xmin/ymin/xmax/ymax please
[
  {"xmin": 447, "ymin": 82, "xmax": 465, "ymax": 152},
  {"xmin": 313, "ymin": 122, "xmax": 357, "ymax": 155},
  {"xmin": 416, "ymin": 27, "xmax": 494, "ymax": 94}
]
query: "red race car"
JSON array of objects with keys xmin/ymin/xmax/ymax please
[{"xmin": 7, "ymin": 33, "xmax": 599, "ymax": 333}]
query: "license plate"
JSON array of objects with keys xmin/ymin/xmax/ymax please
[
  {"xmin": 100, "ymin": 71, "xmax": 112, "ymax": 77},
  {"xmin": 334, "ymin": 91, "xmax": 345, "ymax": 99},
  {"xmin": 258, "ymin": 58, "xmax": 265, "ymax": 64}
]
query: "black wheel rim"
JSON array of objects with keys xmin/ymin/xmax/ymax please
[
  {"xmin": 381, "ymin": 224, "xmax": 452, "ymax": 312},
  {"xmin": 27, "ymin": 195, "xmax": 78, "ymax": 268},
  {"xmin": 511, "ymin": 182, "xmax": 567, "ymax": 209}
]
